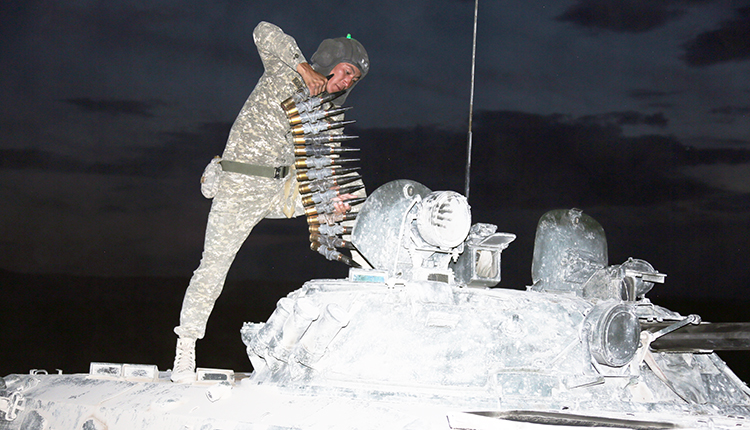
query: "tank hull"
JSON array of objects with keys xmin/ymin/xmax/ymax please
[
  {"xmin": 5, "ymin": 279, "xmax": 749, "ymax": 430},
  {"xmin": 4, "ymin": 182, "xmax": 750, "ymax": 429}
]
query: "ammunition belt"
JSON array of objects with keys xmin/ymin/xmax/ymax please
[
  {"xmin": 280, "ymin": 87, "xmax": 364, "ymax": 268},
  {"xmin": 220, "ymin": 160, "xmax": 290, "ymax": 179}
]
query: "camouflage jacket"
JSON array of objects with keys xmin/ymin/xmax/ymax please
[
  {"xmin": 218, "ymin": 22, "xmax": 358, "ymax": 219},
  {"xmin": 222, "ymin": 21, "xmax": 308, "ymax": 166},
  {"xmin": 220, "ymin": 21, "xmax": 309, "ymax": 217}
]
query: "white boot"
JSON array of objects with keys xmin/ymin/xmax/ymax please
[{"xmin": 171, "ymin": 337, "xmax": 196, "ymax": 383}]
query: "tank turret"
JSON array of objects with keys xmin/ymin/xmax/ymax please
[{"xmin": 349, "ymin": 179, "xmax": 515, "ymax": 287}]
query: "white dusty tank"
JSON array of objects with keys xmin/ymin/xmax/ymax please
[{"xmin": 2, "ymin": 179, "xmax": 750, "ymax": 430}]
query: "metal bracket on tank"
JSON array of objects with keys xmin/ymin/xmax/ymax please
[
  {"xmin": 632, "ymin": 314, "xmax": 701, "ymax": 373},
  {"xmin": 629, "ymin": 315, "xmax": 702, "ymax": 403},
  {"xmin": 650, "ymin": 314, "xmax": 701, "ymax": 339},
  {"xmin": 0, "ymin": 391, "xmax": 25, "ymax": 422}
]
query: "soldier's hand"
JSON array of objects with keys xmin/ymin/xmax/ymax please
[
  {"xmin": 332, "ymin": 194, "xmax": 355, "ymax": 215},
  {"xmin": 297, "ymin": 62, "xmax": 328, "ymax": 96}
]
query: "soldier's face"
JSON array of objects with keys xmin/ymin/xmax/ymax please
[{"xmin": 326, "ymin": 62, "xmax": 362, "ymax": 93}]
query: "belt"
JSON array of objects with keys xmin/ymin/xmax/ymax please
[{"xmin": 220, "ymin": 160, "xmax": 290, "ymax": 179}]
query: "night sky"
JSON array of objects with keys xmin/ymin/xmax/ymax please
[{"xmin": 2, "ymin": 2, "xmax": 750, "ymax": 376}]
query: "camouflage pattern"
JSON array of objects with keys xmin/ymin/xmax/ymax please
[
  {"xmin": 175, "ymin": 22, "xmax": 312, "ymax": 340},
  {"xmin": 175, "ymin": 173, "xmax": 287, "ymax": 339}
]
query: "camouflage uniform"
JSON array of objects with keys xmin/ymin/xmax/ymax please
[{"xmin": 174, "ymin": 22, "xmax": 311, "ymax": 340}]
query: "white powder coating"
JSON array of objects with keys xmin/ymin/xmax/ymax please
[{"xmin": 2, "ymin": 180, "xmax": 750, "ymax": 429}]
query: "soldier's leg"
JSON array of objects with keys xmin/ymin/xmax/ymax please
[
  {"xmin": 174, "ymin": 208, "xmax": 260, "ymax": 339},
  {"xmin": 171, "ymin": 175, "xmax": 280, "ymax": 382},
  {"xmin": 175, "ymin": 176, "xmax": 280, "ymax": 340}
]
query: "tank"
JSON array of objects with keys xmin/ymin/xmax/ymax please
[{"xmin": 2, "ymin": 179, "xmax": 749, "ymax": 430}]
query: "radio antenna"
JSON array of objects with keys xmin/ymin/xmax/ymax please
[{"xmin": 464, "ymin": 0, "xmax": 479, "ymax": 199}]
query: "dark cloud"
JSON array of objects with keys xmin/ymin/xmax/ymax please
[
  {"xmin": 355, "ymin": 125, "xmax": 467, "ymax": 194},
  {"xmin": 460, "ymin": 110, "xmax": 750, "ymax": 210},
  {"xmin": 647, "ymin": 102, "xmax": 676, "ymax": 109},
  {"xmin": 2, "ymin": 1, "xmax": 749, "ymax": 290},
  {"xmin": 681, "ymin": 6, "xmax": 750, "ymax": 66},
  {"xmin": 0, "ymin": 147, "xmax": 162, "ymax": 177},
  {"xmin": 353, "ymin": 108, "xmax": 750, "ymax": 302},
  {"xmin": 556, "ymin": 0, "xmax": 689, "ymax": 33},
  {"xmin": 63, "ymin": 98, "xmax": 161, "ymax": 118},
  {"xmin": 148, "ymin": 121, "xmax": 232, "ymax": 168},
  {"xmin": 627, "ymin": 89, "xmax": 682, "ymax": 100},
  {"xmin": 577, "ymin": 111, "xmax": 669, "ymax": 128},
  {"xmin": 693, "ymin": 137, "xmax": 750, "ymax": 147},
  {"xmin": 709, "ymin": 105, "xmax": 750, "ymax": 115},
  {"xmin": 0, "ymin": 120, "xmax": 229, "ymax": 177},
  {"xmin": 707, "ymin": 105, "xmax": 750, "ymax": 124},
  {"xmin": 42, "ymin": 4, "xmax": 251, "ymax": 64}
]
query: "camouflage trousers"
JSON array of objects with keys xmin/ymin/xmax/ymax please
[{"xmin": 174, "ymin": 172, "xmax": 286, "ymax": 340}]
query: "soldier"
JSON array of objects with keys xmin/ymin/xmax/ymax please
[{"xmin": 171, "ymin": 21, "xmax": 369, "ymax": 383}]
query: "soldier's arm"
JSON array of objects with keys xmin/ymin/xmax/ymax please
[
  {"xmin": 253, "ymin": 22, "xmax": 328, "ymax": 96},
  {"xmin": 253, "ymin": 21, "xmax": 307, "ymax": 73}
]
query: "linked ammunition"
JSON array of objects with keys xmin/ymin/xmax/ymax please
[
  {"xmin": 293, "ymin": 134, "xmax": 359, "ymax": 146},
  {"xmin": 310, "ymin": 242, "xmax": 360, "ymax": 268},
  {"xmin": 295, "ymin": 156, "xmax": 359, "ymax": 170},
  {"xmin": 280, "ymin": 87, "xmax": 310, "ymax": 113},
  {"xmin": 309, "ymin": 223, "xmax": 351, "ymax": 236},
  {"xmin": 304, "ymin": 200, "xmax": 339, "ymax": 217},
  {"xmin": 310, "ymin": 233, "xmax": 355, "ymax": 250},
  {"xmin": 296, "ymin": 166, "xmax": 359, "ymax": 182},
  {"xmin": 298, "ymin": 174, "xmax": 362, "ymax": 195},
  {"xmin": 284, "ymin": 90, "xmax": 345, "ymax": 117},
  {"xmin": 302, "ymin": 189, "xmax": 339, "ymax": 207},
  {"xmin": 307, "ymin": 212, "xmax": 357, "ymax": 226},
  {"xmin": 295, "ymin": 156, "xmax": 334, "ymax": 170},
  {"xmin": 288, "ymin": 86, "xmax": 365, "ymax": 268},
  {"xmin": 288, "ymin": 106, "xmax": 352, "ymax": 126},
  {"xmin": 304, "ymin": 197, "xmax": 365, "ymax": 217},
  {"xmin": 294, "ymin": 144, "xmax": 359, "ymax": 158},
  {"xmin": 302, "ymin": 185, "xmax": 364, "ymax": 207},
  {"xmin": 291, "ymin": 119, "xmax": 355, "ymax": 136}
]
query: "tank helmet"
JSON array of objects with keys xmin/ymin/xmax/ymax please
[{"xmin": 311, "ymin": 35, "xmax": 370, "ymax": 79}]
